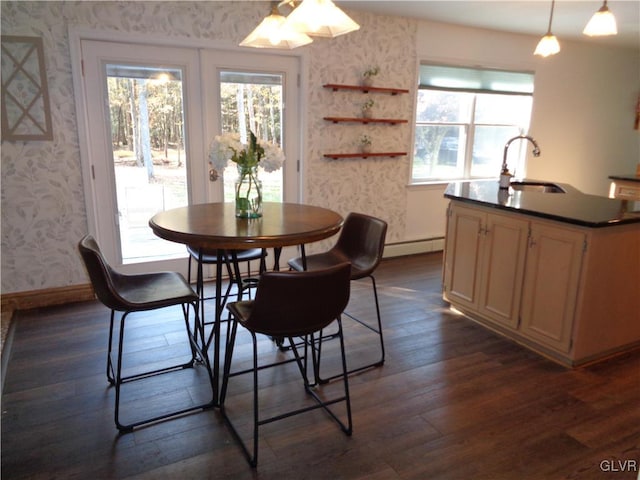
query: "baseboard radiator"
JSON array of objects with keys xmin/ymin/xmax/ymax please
[{"xmin": 383, "ymin": 237, "xmax": 444, "ymax": 258}]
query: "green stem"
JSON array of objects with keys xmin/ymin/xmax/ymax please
[{"xmin": 236, "ymin": 166, "xmax": 262, "ymax": 217}]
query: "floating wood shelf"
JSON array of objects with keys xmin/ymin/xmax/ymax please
[
  {"xmin": 324, "ymin": 152, "xmax": 407, "ymax": 159},
  {"xmin": 323, "ymin": 116, "xmax": 408, "ymax": 125},
  {"xmin": 323, "ymin": 84, "xmax": 409, "ymax": 95},
  {"xmin": 323, "ymin": 83, "xmax": 408, "ymax": 158}
]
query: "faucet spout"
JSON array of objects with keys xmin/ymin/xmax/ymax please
[{"xmin": 501, "ymin": 135, "xmax": 541, "ymax": 175}]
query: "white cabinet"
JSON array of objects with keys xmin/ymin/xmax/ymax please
[
  {"xmin": 443, "ymin": 188, "xmax": 640, "ymax": 367},
  {"xmin": 444, "ymin": 203, "xmax": 528, "ymax": 329},
  {"xmin": 444, "ymin": 200, "xmax": 640, "ymax": 366},
  {"xmin": 519, "ymin": 223, "xmax": 585, "ymax": 353},
  {"xmin": 443, "ymin": 204, "xmax": 483, "ymax": 309}
]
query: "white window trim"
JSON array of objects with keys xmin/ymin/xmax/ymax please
[{"xmin": 409, "ymin": 61, "xmax": 534, "ymax": 185}]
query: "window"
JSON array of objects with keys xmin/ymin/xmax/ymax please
[{"xmin": 412, "ymin": 65, "xmax": 534, "ymax": 183}]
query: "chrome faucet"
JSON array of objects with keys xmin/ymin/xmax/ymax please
[{"xmin": 501, "ymin": 135, "xmax": 541, "ymax": 176}]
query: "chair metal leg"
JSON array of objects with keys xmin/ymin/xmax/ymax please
[
  {"xmin": 114, "ymin": 312, "xmax": 126, "ymax": 431},
  {"xmin": 220, "ymin": 318, "xmax": 352, "ymax": 467},
  {"xmin": 209, "ymin": 251, "xmax": 224, "ymax": 404},
  {"xmin": 220, "ymin": 324, "xmax": 259, "ymax": 467},
  {"xmin": 192, "ymin": 252, "xmax": 234, "ymax": 326},
  {"xmin": 219, "ymin": 317, "xmax": 237, "ymax": 405},
  {"xmin": 338, "ymin": 317, "xmax": 354, "ymax": 435},
  {"xmin": 111, "ymin": 304, "xmax": 215, "ymax": 432},
  {"xmin": 190, "ymin": 249, "xmax": 264, "ymax": 361},
  {"xmin": 293, "ymin": 323, "xmax": 352, "ymax": 434},
  {"xmin": 106, "ymin": 310, "xmax": 116, "ymax": 385},
  {"xmin": 317, "ymin": 274, "xmax": 385, "ymax": 383}
]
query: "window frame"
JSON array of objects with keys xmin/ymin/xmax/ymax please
[{"xmin": 411, "ymin": 64, "xmax": 534, "ymax": 185}]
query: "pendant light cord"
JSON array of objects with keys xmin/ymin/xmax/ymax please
[{"xmin": 546, "ymin": 0, "xmax": 556, "ymax": 34}]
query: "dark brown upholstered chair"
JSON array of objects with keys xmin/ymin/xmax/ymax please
[
  {"xmin": 78, "ymin": 235, "xmax": 214, "ymax": 432},
  {"xmin": 288, "ymin": 212, "xmax": 387, "ymax": 380},
  {"xmin": 220, "ymin": 263, "xmax": 353, "ymax": 467}
]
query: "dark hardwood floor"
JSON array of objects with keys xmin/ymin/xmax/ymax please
[{"xmin": 2, "ymin": 252, "xmax": 639, "ymax": 479}]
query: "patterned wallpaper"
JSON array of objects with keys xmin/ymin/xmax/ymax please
[
  {"xmin": 305, "ymin": 13, "xmax": 415, "ymax": 253},
  {"xmin": 0, "ymin": 1, "xmax": 416, "ymax": 294}
]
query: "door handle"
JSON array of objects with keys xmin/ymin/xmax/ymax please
[{"xmin": 209, "ymin": 168, "xmax": 219, "ymax": 182}]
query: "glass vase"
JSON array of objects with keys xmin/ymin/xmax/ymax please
[{"xmin": 235, "ymin": 165, "xmax": 262, "ymax": 218}]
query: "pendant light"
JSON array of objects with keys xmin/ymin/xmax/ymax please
[
  {"xmin": 240, "ymin": 4, "xmax": 313, "ymax": 49},
  {"xmin": 284, "ymin": 0, "xmax": 360, "ymax": 38},
  {"xmin": 583, "ymin": 0, "xmax": 618, "ymax": 36},
  {"xmin": 534, "ymin": 0, "xmax": 560, "ymax": 57}
]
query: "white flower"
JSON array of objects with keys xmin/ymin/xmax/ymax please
[
  {"xmin": 208, "ymin": 133, "xmax": 243, "ymax": 171},
  {"xmin": 208, "ymin": 132, "xmax": 284, "ymax": 173},
  {"xmin": 260, "ymin": 141, "xmax": 286, "ymax": 172}
]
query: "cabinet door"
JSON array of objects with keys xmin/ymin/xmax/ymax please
[
  {"xmin": 443, "ymin": 204, "xmax": 484, "ymax": 309},
  {"xmin": 478, "ymin": 213, "xmax": 528, "ymax": 328},
  {"xmin": 520, "ymin": 223, "xmax": 585, "ymax": 352}
]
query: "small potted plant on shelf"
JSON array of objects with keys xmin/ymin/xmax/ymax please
[
  {"xmin": 360, "ymin": 134, "xmax": 372, "ymax": 154},
  {"xmin": 362, "ymin": 66, "xmax": 379, "ymax": 87},
  {"xmin": 361, "ymin": 98, "xmax": 375, "ymax": 118}
]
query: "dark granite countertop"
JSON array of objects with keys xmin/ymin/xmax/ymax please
[
  {"xmin": 444, "ymin": 179, "xmax": 640, "ymax": 228},
  {"xmin": 608, "ymin": 174, "xmax": 640, "ymax": 183}
]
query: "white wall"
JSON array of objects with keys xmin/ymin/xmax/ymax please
[{"xmin": 529, "ymin": 42, "xmax": 640, "ymax": 196}]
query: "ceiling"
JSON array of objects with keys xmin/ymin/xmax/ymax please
[{"xmin": 340, "ymin": 1, "xmax": 640, "ymax": 50}]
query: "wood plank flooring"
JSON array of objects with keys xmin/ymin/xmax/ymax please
[{"xmin": 2, "ymin": 252, "xmax": 639, "ymax": 479}]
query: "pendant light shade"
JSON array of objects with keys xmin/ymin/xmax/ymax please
[
  {"xmin": 534, "ymin": 0, "xmax": 560, "ymax": 57},
  {"xmin": 534, "ymin": 34, "xmax": 561, "ymax": 57},
  {"xmin": 240, "ymin": 5, "xmax": 313, "ymax": 49},
  {"xmin": 583, "ymin": 1, "xmax": 618, "ymax": 36},
  {"xmin": 284, "ymin": 0, "xmax": 360, "ymax": 38}
]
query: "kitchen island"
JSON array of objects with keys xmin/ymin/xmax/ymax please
[{"xmin": 443, "ymin": 179, "xmax": 640, "ymax": 367}]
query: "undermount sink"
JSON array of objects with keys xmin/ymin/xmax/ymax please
[{"xmin": 510, "ymin": 181, "xmax": 566, "ymax": 193}]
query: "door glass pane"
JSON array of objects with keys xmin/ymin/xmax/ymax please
[
  {"xmin": 218, "ymin": 71, "xmax": 284, "ymax": 202},
  {"xmin": 106, "ymin": 64, "xmax": 187, "ymax": 263}
]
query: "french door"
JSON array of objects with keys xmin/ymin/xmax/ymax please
[{"xmin": 77, "ymin": 39, "xmax": 301, "ymax": 275}]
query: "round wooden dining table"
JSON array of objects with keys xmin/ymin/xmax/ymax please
[
  {"xmin": 149, "ymin": 202, "xmax": 343, "ymax": 404},
  {"xmin": 149, "ymin": 201, "xmax": 343, "ymax": 250}
]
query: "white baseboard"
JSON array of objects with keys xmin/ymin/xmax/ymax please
[{"xmin": 383, "ymin": 237, "xmax": 445, "ymax": 258}]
